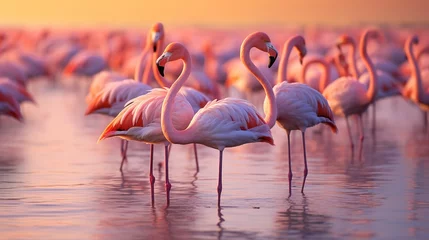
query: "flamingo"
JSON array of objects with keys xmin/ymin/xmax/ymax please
[
  {"xmin": 150, "ymin": 39, "xmax": 212, "ymax": 173},
  {"xmin": 266, "ymin": 35, "xmax": 337, "ymax": 196},
  {"xmin": 401, "ymin": 36, "xmax": 429, "ymax": 129},
  {"xmin": 85, "ymin": 23, "xmax": 165, "ymax": 170},
  {"xmin": 157, "ymin": 34, "xmax": 278, "ymax": 206},
  {"xmin": 323, "ymin": 29, "xmax": 380, "ymax": 150},
  {"xmin": 336, "ymin": 33, "xmax": 401, "ymax": 135}
]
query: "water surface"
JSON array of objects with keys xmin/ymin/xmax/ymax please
[{"xmin": 1, "ymin": 79, "xmax": 429, "ymax": 239}]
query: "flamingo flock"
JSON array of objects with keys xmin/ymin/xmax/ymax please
[{"xmin": 1, "ymin": 23, "xmax": 428, "ymax": 207}]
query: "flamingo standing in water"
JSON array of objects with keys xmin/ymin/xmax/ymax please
[
  {"xmin": 85, "ymin": 23, "xmax": 166, "ymax": 170},
  {"xmin": 323, "ymin": 29, "xmax": 380, "ymax": 150},
  {"xmin": 336, "ymin": 34, "xmax": 401, "ymax": 134},
  {"xmin": 401, "ymin": 35, "xmax": 429, "ymax": 129},
  {"xmin": 157, "ymin": 33, "xmax": 278, "ymax": 207},
  {"xmin": 265, "ymin": 35, "xmax": 337, "ymax": 196}
]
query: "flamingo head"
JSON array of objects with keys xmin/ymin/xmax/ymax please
[
  {"xmin": 249, "ymin": 32, "xmax": 278, "ymax": 68},
  {"xmin": 156, "ymin": 42, "xmax": 187, "ymax": 77},
  {"xmin": 293, "ymin": 36, "xmax": 307, "ymax": 65},
  {"xmin": 151, "ymin": 22, "xmax": 165, "ymax": 52}
]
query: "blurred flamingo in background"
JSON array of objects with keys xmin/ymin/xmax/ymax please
[
  {"xmin": 401, "ymin": 35, "xmax": 429, "ymax": 129},
  {"xmin": 84, "ymin": 23, "xmax": 166, "ymax": 171},
  {"xmin": 267, "ymin": 35, "xmax": 337, "ymax": 196},
  {"xmin": 323, "ymin": 29, "xmax": 380, "ymax": 151},
  {"xmin": 158, "ymin": 33, "xmax": 278, "ymax": 206}
]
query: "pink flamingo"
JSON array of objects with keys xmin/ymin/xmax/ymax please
[
  {"xmin": 336, "ymin": 33, "xmax": 399, "ymax": 135},
  {"xmin": 158, "ymin": 33, "xmax": 278, "ymax": 206},
  {"xmin": 401, "ymin": 36, "xmax": 429, "ymax": 128},
  {"xmin": 150, "ymin": 40, "xmax": 211, "ymax": 173},
  {"xmin": 323, "ymin": 29, "xmax": 380, "ymax": 150},
  {"xmin": 267, "ymin": 35, "xmax": 337, "ymax": 196},
  {"xmin": 85, "ymin": 23, "xmax": 165, "ymax": 169}
]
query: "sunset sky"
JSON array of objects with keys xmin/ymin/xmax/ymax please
[{"xmin": 0, "ymin": 0, "xmax": 428, "ymax": 28}]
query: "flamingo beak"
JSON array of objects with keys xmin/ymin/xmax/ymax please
[
  {"xmin": 266, "ymin": 42, "xmax": 278, "ymax": 68},
  {"xmin": 156, "ymin": 52, "xmax": 171, "ymax": 77},
  {"xmin": 152, "ymin": 32, "xmax": 161, "ymax": 52}
]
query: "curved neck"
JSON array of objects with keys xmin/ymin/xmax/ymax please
[
  {"xmin": 405, "ymin": 39, "xmax": 423, "ymax": 101},
  {"xmin": 151, "ymin": 37, "xmax": 171, "ymax": 88},
  {"xmin": 347, "ymin": 40, "xmax": 360, "ymax": 79},
  {"xmin": 161, "ymin": 51, "xmax": 195, "ymax": 144},
  {"xmin": 359, "ymin": 34, "xmax": 378, "ymax": 102},
  {"xmin": 276, "ymin": 36, "xmax": 303, "ymax": 85},
  {"xmin": 301, "ymin": 59, "xmax": 330, "ymax": 92},
  {"xmin": 134, "ymin": 33, "xmax": 154, "ymax": 83},
  {"xmin": 241, "ymin": 38, "xmax": 277, "ymax": 128}
]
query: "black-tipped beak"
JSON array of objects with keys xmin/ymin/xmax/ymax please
[
  {"xmin": 157, "ymin": 65, "xmax": 165, "ymax": 77},
  {"xmin": 268, "ymin": 56, "xmax": 276, "ymax": 68},
  {"xmin": 299, "ymin": 57, "xmax": 304, "ymax": 65},
  {"xmin": 153, "ymin": 44, "xmax": 157, "ymax": 52}
]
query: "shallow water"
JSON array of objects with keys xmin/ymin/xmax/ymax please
[{"xmin": 1, "ymin": 79, "xmax": 429, "ymax": 240}]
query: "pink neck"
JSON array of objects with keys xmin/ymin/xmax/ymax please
[
  {"xmin": 161, "ymin": 50, "xmax": 195, "ymax": 144},
  {"xmin": 241, "ymin": 36, "xmax": 277, "ymax": 128},
  {"xmin": 301, "ymin": 58, "xmax": 330, "ymax": 92},
  {"xmin": 151, "ymin": 38, "xmax": 171, "ymax": 88},
  {"xmin": 276, "ymin": 36, "xmax": 304, "ymax": 85},
  {"xmin": 347, "ymin": 39, "xmax": 360, "ymax": 79},
  {"xmin": 134, "ymin": 33, "xmax": 154, "ymax": 83},
  {"xmin": 359, "ymin": 33, "xmax": 378, "ymax": 102},
  {"xmin": 405, "ymin": 38, "xmax": 423, "ymax": 102}
]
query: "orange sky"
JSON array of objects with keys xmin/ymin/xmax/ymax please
[{"xmin": 0, "ymin": 0, "xmax": 428, "ymax": 27}]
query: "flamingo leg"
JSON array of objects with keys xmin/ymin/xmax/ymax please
[
  {"xmin": 119, "ymin": 140, "xmax": 128, "ymax": 172},
  {"xmin": 301, "ymin": 131, "xmax": 308, "ymax": 194},
  {"xmin": 149, "ymin": 144, "xmax": 155, "ymax": 206},
  {"xmin": 193, "ymin": 143, "xmax": 200, "ymax": 173},
  {"xmin": 423, "ymin": 111, "xmax": 428, "ymax": 130},
  {"xmin": 345, "ymin": 116, "xmax": 354, "ymax": 151},
  {"xmin": 120, "ymin": 140, "xmax": 125, "ymax": 157},
  {"xmin": 287, "ymin": 131, "xmax": 293, "ymax": 197},
  {"xmin": 167, "ymin": 144, "xmax": 172, "ymax": 158},
  {"xmin": 217, "ymin": 149, "xmax": 224, "ymax": 207},
  {"xmin": 164, "ymin": 144, "xmax": 171, "ymax": 206},
  {"xmin": 372, "ymin": 102, "xmax": 376, "ymax": 136},
  {"xmin": 358, "ymin": 114, "xmax": 365, "ymax": 143},
  {"xmin": 358, "ymin": 115, "xmax": 364, "ymax": 160}
]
